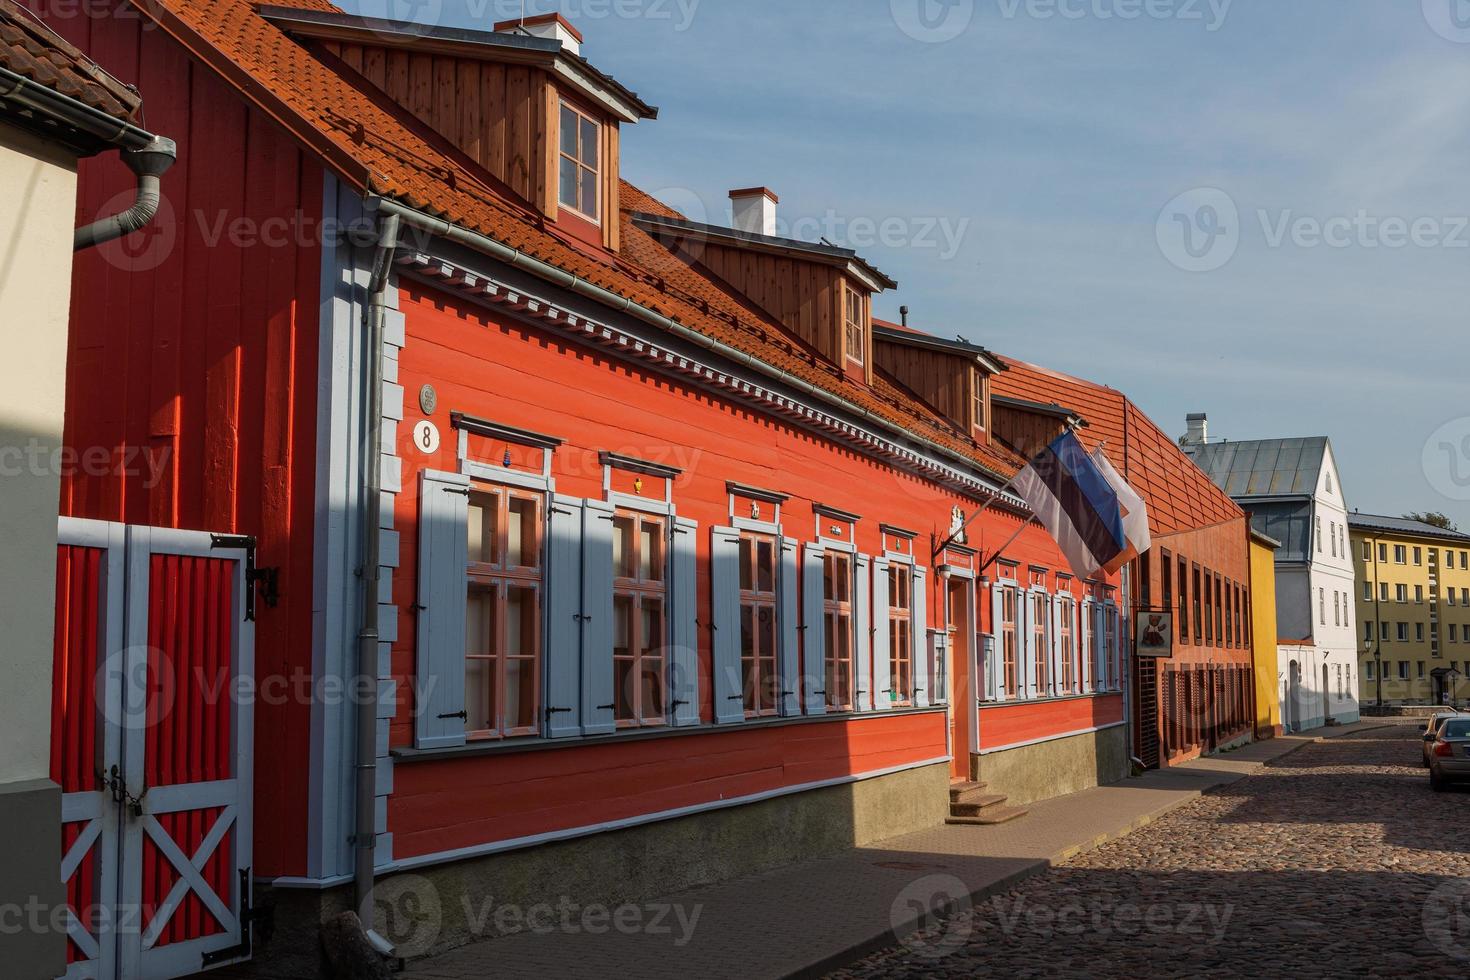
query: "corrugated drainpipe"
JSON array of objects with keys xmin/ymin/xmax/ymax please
[
  {"xmin": 354, "ymin": 213, "xmax": 401, "ymax": 953},
  {"xmin": 0, "ymin": 66, "xmax": 178, "ymax": 250},
  {"xmin": 366, "ymin": 196, "xmax": 1016, "ymax": 502}
]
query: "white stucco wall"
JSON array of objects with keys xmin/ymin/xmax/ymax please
[{"xmin": 0, "ymin": 122, "xmax": 78, "ymax": 785}]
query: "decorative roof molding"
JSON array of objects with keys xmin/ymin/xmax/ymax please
[
  {"xmin": 599, "ymin": 451, "xmax": 681, "ymax": 479},
  {"xmin": 450, "ymin": 411, "xmax": 564, "ymax": 451},
  {"xmin": 398, "ymin": 251, "xmax": 1028, "ymax": 513},
  {"xmin": 727, "ymin": 482, "xmax": 790, "ymax": 506}
]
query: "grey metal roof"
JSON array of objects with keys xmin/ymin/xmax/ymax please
[
  {"xmin": 1348, "ymin": 513, "xmax": 1470, "ymax": 544},
  {"xmin": 1189, "ymin": 437, "xmax": 1328, "ymax": 499}
]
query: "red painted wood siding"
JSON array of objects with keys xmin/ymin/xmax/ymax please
[
  {"xmin": 392, "ymin": 711, "xmax": 946, "ymax": 859},
  {"xmin": 978, "ymin": 695, "xmax": 1125, "ymax": 752},
  {"xmin": 40, "ymin": 2, "xmax": 322, "ymax": 879},
  {"xmin": 388, "ymin": 279, "xmax": 1121, "ymax": 854}
]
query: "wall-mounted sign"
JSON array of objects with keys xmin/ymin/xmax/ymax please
[
  {"xmin": 419, "ymin": 384, "xmax": 438, "ymax": 416},
  {"xmin": 1135, "ymin": 610, "xmax": 1174, "ymax": 659},
  {"xmin": 412, "ymin": 420, "xmax": 441, "ymax": 456}
]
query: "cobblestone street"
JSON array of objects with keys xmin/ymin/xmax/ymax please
[{"xmin": 834, "ymin": 726, "xmax": 1470, "ymax": 979}]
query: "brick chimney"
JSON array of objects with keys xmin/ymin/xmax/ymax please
[
  {"xmin": 494, "ymin": 12, "xmax": 583, "ymax": 55},
  {"xmin": 729, "ymin": 187, "xmax": 779, "ymax": 237}
]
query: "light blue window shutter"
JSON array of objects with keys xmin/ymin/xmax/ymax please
[
  {"xmin": 988, "ymin": 584, "xmax": 1005, "ymax": 702},
  {"xmin": 912, "ymin": 566, "xmax": 929, "ymax": 708},
  {"xmin": 872, "ymin": 558, "xmax": 891, "ymax": 710},
  {"xmin": 778, "ymin": 537, "xmax": 801, "ymax": 717},
  {"xmin": 415, "ymin": 470, "xmax": 470, "ymax": 749},
  {"xmin": 1093, "ymin": 601, "xmax": 1107, "ymax": 692},
  {"xmin": 1107, "ymin": 601, "xmax": 1121, "ymax": 691},
  {"xmin": 670, "ymin": 517, "xmax": 701, "ymax": 727},
  {"xmin": 544, "ymin": 495, "xmax": 585, "ymax": 739},
  {"xmin": 1049, "ymin": 595, "xmax": 1063, "ymax": 697},
  {"xmin": 580, "ymin": 499, "xmax": 617, "ymax": 735},
  {"xmin": 854, "ymin": 554, "xmax": 872, "ymax": 711},
  {"xmin": 1080, "ymin": 597, "xmax": 1094, "ymax": 693},
  {"xmin": 802, "ymin": 544, "xmax": 828, "ymax": 716},
  {"xmin": 711, "ymin": 527, "xmax": 744, "ymax": 725},
  {"xmin": 1022, "ymin": 588, "xmax": 1039, "ymax": 700}
]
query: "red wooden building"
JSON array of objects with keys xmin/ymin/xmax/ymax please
[{"xmin": 34, "ymin": 2, "xmax": 1153, "ymax": 975}]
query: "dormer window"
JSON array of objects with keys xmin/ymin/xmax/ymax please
[
  {"xmin": 559, "ymin": 101, "xmax": 601, "ymax": 223},
  {"xmin": 973, "ymin": 370, "xmax": 988, "ymax": 433},
  {"xmin": 843, "ymin": 284, "xmax": 866, "ymax": 367}
]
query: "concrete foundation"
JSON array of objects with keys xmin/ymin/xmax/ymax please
[
  {"xmin": 246, "ymin": 762, "xmax": 949, "ymax": 975},
  {"xmin": 0, "ymin": 778, "xmax": 65, "ymax": 980},
  {"xmin": 975, "ymin": 726, "xmax": 1130, "ymax": 808}
]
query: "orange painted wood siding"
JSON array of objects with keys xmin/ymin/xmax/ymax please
[{"xmin": 978, "ymin": 695, "xmax": 1125, "ymax": 752}]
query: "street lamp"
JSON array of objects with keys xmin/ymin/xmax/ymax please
[{"xmin": 1449, "ymin": 667, "xmax": 1461, "ymax": 711}]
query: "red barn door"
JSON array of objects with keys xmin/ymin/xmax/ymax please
[{"xmin": 53, "ymin": 519, "xmax": 255, "ymax": 980}]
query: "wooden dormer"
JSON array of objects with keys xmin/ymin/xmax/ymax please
[
  {"xmin": 259, "ymin": 5, "xmax": 657, "ymax": 252},
  {"xmin": 991, "ymin": 395, "xmax": 1087, "ymax": 457},
  {"xmin": 632, "ymin": 195, "xmax": 896, "ymax": 383},
  {"xmin": 872, "ymin": 322, "xmax": 1006, "ymax": 444}
]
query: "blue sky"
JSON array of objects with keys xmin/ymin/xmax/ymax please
[{"xmin": 345, "ymin": 0, "xmax": 1470, "ymax": 529}]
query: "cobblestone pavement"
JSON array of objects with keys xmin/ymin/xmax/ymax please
[{"xmin": 832, "ymin": 726, "xmax": 1470, "ymax": 979}]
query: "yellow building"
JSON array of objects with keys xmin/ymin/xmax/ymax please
[
  {"xmin": 1250, "ymin": 529, "xmax": 1283, "ymax": 737},
  {"xmin": 1350, "ymin": 514, "xmax": 1470, "ymax": 707}
]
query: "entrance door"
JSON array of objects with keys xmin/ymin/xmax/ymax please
[
  {"xmin": 946, "ymin": 576, "xmax": 975, "ymax": 780},
  {"xmin": 53, "ymin": 519, "xmax": 255, "ymax": 980}
]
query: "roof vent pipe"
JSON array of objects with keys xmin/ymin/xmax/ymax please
[
  {"xmin": 900, "ymin": 306, "xmax": 909, "ymax": 328},
  {"xmin": 74, "ymin": 136, "xmax": 177, "ymax": 251}
]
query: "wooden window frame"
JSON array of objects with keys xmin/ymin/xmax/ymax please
[
  {"xmin": 1058, "ymin": 595, "xmax": 1076, "ymax": 696},
  {"xmin": 842, "ymin": 283, "xmax": 867, "ymax": 369},
  {"xmin": 1177, "ymin": 555, "xmax": 1188, "ymax": 644},
  {"xmin": 1192, "ymin": 565, "xmax": 1203, "ymax": 644},
  {"xmin": 612, "ymin": 510, "xmax": 669, "ymax": 729},
  {"xmin": 1002, "ymin": 584, "xmax": 1019, "ymax": 698},
  {"xmin": 558, "ymin": 99, "xmax": 602, "ymax": 224},
  {"xmin": 1031, "ymin": 590, "xmax": 1049, "ymax": 697},
  {"xmin": 888, "ymin": 563, "xmax": 915, "ymax": 707},
  {"xmin": 738, "ymin": 530, "xmax": 781, "ymax": 718},
  {"xmin": 823, "ymin": 551, "xmax": 856, "ymax": 712},
  {"xmin": 465, "ymin": 483, "xmax": 545, "ymax": 741}
]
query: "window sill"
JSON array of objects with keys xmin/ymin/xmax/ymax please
[
  {"xmin": 391, "ymin": 705, "xmax": 950, "ymax": 764},
  {"xmin": 980, "ymin": 691, "xmax": 1122, "ymax": 707}
]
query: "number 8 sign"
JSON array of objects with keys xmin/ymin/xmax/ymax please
[{"xmin": 412, "ymin": 420, "xmax": 441, "ymax": 455}]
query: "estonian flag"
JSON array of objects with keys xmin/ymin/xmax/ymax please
[
  {"xmin": 1011, "ymin": 431, "xmax": 1130, "ymax": 580},
  {"xmin": 1092, "ymin": 446, "xmax": 1151, "ymax": 574}
]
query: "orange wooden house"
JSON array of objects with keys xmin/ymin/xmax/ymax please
[{"xmin": 37, "ymin": 2, "xmax": 1144, "ymax": 975}]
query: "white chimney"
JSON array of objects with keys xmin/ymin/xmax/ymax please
[
  {"xmin": 729, "ymin": 187, "xmax": 779, "ymax": 237},
  {"xmin": 494, "ymin": 13, "xmax": 583, "ymax": 56},
  {"xmin": 1184, "ymin": 413, "xmax": 1209, "ymax": 448}
]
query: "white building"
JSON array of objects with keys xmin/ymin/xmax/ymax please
[{"xmin": 1184, "ymin": 418, "xmax": 1361, "ymax": 731}]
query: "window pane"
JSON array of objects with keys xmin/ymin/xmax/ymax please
[
  {"xmin": 740, "ymin": 605, "xmax": 756, "ymax": 711},
  {"xmin": 756, "ymin": 540, "xmax": 775, "ymax": 593},
  {"xmin": 614, "ymin": 594, "xmax": 634, "ymax": 723},
  {"xmin": 642, "ymin": 597, "xmax": 666, "ymax": 723},
  {"xmin": 576, "ymin": 116, "xmax": 593, "ymax": 166},
  {"xmin": 580, "ymin": 165, "xmax": 598, "ymax": 216},
  {"xmin": 559, "ymin": 156, "xmax": 578, "ymax": 209},
  {"xmin": 613, "ymin": 516, "xmax": 635, "ymax": 579},
  {"xmin": 560, "ymin": 105, "xmax": 578, "ymax": 157},
  {"xmin": 508, "ymin": 497, "xmax": 538, "ymax": 568},
  {"xmin": 465, "ymin": 587, "xmax": 495, "ymax": 733},
  {"xmin": 468, "ymin": 492, "xmax": 498, "ymax": 565},
  {"xmin": 504, "ymin": 658, "xmax": 534, "ymax": 730},
  {"xmin": 507, "ymin": 585, "xmax": 537, "ymax": 656},
  {"xmin": 641, "ymin": 522, "xmax": 663, "ymax": 582},
  {"xmin": 739, "ymin": 538, "xmax": 753, "ymax": 591},
  {"xmin": 758, "ymin": 606, "xmax": 777, "ymax": 711}
]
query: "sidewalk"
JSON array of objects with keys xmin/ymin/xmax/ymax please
[{"xmin": 398, "ymin": 720, "xmax": 1399, "ymax": 980}]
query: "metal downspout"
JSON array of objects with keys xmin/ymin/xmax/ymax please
[
  {"xmin": 354, "ymin": 213, "xmax": 401, "ymax": 951},
  {"xmin": 73, "ymin": 136, "xmax": 177, "ymax": 250}
]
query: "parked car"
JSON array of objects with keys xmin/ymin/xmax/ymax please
[
  {"xmin": 1422, "ymin": 712, "xmax": 1470, "ymax": 767},
  {"xmin": 1428, "ymin": 717, "xmax": 1470, "ymax": 791}
]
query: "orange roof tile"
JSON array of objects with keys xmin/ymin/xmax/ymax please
[
  {"xmin": 0, "ymin": 0, "xmax": 141, "ymax": 123},
  {"xmin": 993, "ymin": 357, "xmax": 1243, "ymax": 536},
  {"xmin": 127, "ymin": 0, "xmax": 1027, "ymax": 485}
]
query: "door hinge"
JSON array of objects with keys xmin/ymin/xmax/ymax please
[
  {"xmin": 202, "ymin": 868, "xmax": 271, "ymax": 967},
  {"xmin": 438, "ymin": 710, "xmax": 468, "ymax": 721},
  {"xmin": 211, "ymin": 534, "xmax": 277, "ymax": 621}
]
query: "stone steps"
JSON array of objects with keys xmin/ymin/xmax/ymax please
[
  {"xmin": 946, "ymin": 780, "xmax": 1028, "ymax": 825},
  {"xmin": 946, "ymin": 804, "xmax": 1030, "ymax": 826}
]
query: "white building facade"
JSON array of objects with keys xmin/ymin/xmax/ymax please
[{"xmin": 1185, "ymin": 423, "xmax": 1361, "ymax": 731}]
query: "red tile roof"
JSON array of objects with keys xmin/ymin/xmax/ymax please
[
  {"xmin": 993, "ymin": 357, "xmax": 1243, "ymax": 536},
  {"xmin": 123, "ymin": 0, "xmax": 1028, "ymax": 484},
  {"xmin": 0, "ymin": 0, "xmax": 140, "ymax": 122}
]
